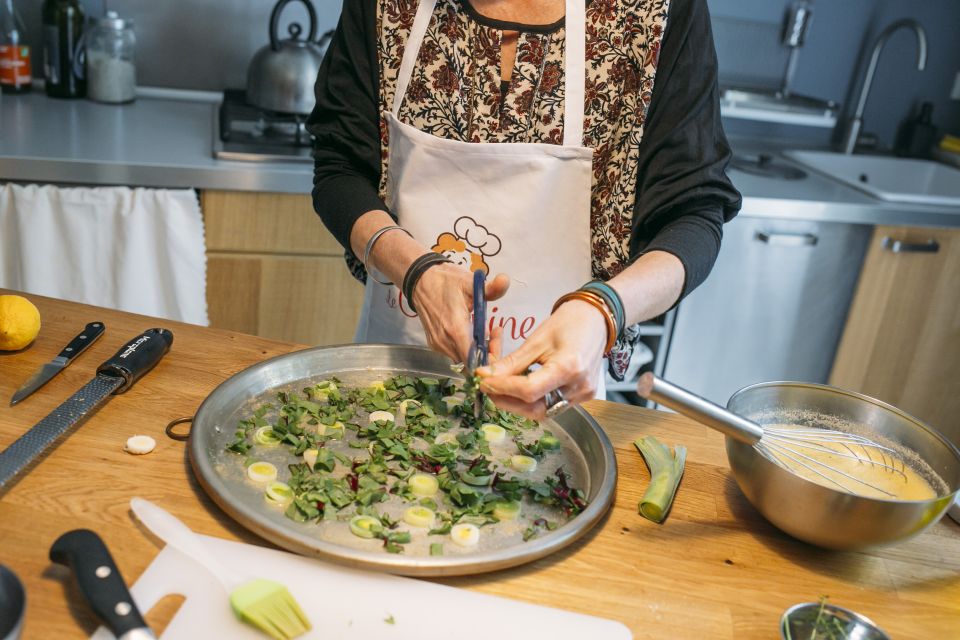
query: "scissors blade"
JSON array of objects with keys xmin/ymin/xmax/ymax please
[{"xmin": 471, "ymin": 270, "xmax": 487, "ymax": 420}]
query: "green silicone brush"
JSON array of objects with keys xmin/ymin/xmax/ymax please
[{"xmin": 130, "ymin": 497, "xmax": 311, "ymax": 639}]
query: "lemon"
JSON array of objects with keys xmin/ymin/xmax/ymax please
[{"xmin": 0, "ymin": 295, "xmax": 41, "ymax": 351}]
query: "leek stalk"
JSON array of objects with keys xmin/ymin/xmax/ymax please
[{"xmin": 634, "ymin": 436, "xmax": 687, "ymax": 523}]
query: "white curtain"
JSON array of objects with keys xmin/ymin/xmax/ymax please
[{"xmin": 0, "ymin": 184, "xmax": 208, "ymax": 325}]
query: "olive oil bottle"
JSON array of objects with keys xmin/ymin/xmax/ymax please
[{"xmin": 42, "ymin": 0, "xmax": 85, "ymax": 98}]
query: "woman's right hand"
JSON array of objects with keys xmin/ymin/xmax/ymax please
[{"xmin": 412, "ymin": 263, "xmax": 510, "ymax": 362}]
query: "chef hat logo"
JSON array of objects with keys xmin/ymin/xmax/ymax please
[
  {"xmin": 431, "ymin": 216, "xmax": 503, "ymax": 274},
  {"xmin": 453, "ymin": 216, "xmax": 502, "ymax": 257}
]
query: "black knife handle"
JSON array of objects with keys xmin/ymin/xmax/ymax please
[
  {"xmin": 57, "ymin": 322, "xmax": 106, "ymax": 362},
  {"xmin": 50, "ymin": 529, "xmax": 150, "ymax": 638},
  {"xmin": 96, "ymin": 329, "xmax": 174, "ymax": 394}
]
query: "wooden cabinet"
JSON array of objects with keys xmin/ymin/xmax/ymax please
[
  {"xmin": 830, "ymin": 225, "xmax": 960, "ymax": 441},
  {"xmin": 202, "ymin": 190, "xmax": 363, "ymax": 346}
]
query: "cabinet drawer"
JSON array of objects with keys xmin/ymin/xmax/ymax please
[
  {"xmin": 207, "ymin": 253, "xmax": 364, "ymax": 346},
  {"xmin": 202, "ymin": 190, "xmax": 343, "ymax": 255}
]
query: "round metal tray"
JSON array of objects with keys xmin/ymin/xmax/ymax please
[{"xmin": 189, "ymin": 344, "xmax": 617, "ymax": 576}]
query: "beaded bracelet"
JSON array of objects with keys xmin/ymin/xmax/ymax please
[
  {"xmin": 402, "ymin": 252, "xmax": 451, "ymax": 313},
  {"xmin": 581, "ymin": 280, "xmax": 626, "ymax": 340},
  {"xmin": 362, "ymin": 225, "xmax": 412, "ymax": 286},
  {"xmin": 552, "ymin": 290, "xmax": 618, "ymax": 355}
]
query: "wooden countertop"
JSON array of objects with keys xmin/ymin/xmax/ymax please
[{"xmin": 1, "ymin": 292, "xmax": 958, "ymax": 639}]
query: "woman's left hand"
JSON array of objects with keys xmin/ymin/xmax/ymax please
[{"xmin": 476, "ymin": 300, "xmax": 608, "ymax": 419}]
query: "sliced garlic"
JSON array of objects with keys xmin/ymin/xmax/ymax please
[{"xmin": 124, "ymin": 435, "xmax": 156, "ymax": 455}]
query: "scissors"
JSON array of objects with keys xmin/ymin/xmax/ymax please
[{"xmin": 466, "ymin": 269, "xmax": 488, "ymax": 420}]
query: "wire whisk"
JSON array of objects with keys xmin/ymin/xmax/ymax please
[{"xmin": 636, "ymin": 374, "xmax": 911, "ymax": 498}]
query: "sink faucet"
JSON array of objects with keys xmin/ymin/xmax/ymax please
[{"xmin": 841, "ymin": 19, "xmax": 927, "ymax": 154}]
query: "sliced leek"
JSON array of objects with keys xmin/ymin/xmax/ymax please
[
  {"xmin": 349, "ymin": 515, "xmax": 382, "ymax": 538},
  {"xmin": 265, "ymin": 481, "xmax": 294, "ymax": 507},
  {"xmin": 368, "ymin": 410, "xmax": 395, "ymax": 424},
  {"xmin": 247, "ymin": 461, "xmax": 278, "ymax": 483},
  {"xmin": 492, "ymin": 500, "xmax": 521, "ymax": 521},
  {"xmin": 409, "ymin": 473, "xmax": 439, "ymax": 497},
  {"xmin": 442, "ymin": 394, "xmax": 464, "ymax": 412},
  {"xmin": 509, "ymin": 454, "xmax": 537, "ymax": 473},
  {"xmin": 450, "ymin": 523, "xmax": 480, "ymax": 547},
  {"xmin": 481, "ymin": 423, "xmax": 506, "ymax": 443},
  {"xmin": 313, "ymin": 380, "xmax": 337, "ymax": 402},
  {"xmin": 398, "ymin": 399, "xmax": 421, "ymax": 415},
  {"xmin": 403, "ymin": 506, "xmax": 436, "ymax": 528},
  {"xmin": 303, "ymin": 448, "xmax": 318, "ymax": 470},
  {"xmin": 254, "ymin": 426, "xmax": 281, "ymax": 446},
  {"xmin": 317, "ymin": 421, "xmax": 345, "ymax": 437}
]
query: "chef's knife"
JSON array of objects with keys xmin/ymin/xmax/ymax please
[
  {"xmin": 0, "ymin": 328, "xmax": 173, "ymax": 490},
  {"xmin": 10, "ymin": 321, "xmax": 106, "ymax": 406},
  {"xmin": 467, "ymin": 270, "xmax": 488, "ymax": 420},
  {"xmin": 50, "ymin": 529, "xmax": 156, "ymax": 640}
]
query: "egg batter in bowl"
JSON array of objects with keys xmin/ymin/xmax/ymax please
[{"xmin": 759, "ymin": 422, "xmax": 948, "ymax": 501}]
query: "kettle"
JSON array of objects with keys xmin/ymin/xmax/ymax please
[{"xmin": 246, "ymin": 0, "xmax": 333, "ymax": 115}]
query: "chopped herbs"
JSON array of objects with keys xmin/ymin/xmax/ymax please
[{"xmin": 226, "ymin": 374, "xmax": 588, "ymax": 555}]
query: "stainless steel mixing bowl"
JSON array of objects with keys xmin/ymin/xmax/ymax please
[{"xmin": 727, "ymin": 382, "xmax": 960, "ymax": 550}]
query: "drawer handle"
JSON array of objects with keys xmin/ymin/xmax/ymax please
[
  {"xmin": 755, "ymin": 231, "xmax": 819, "ymax": 246},
  {"xmin": 882, "ymin": 237, "xmax": 940, "ymax": 254}
]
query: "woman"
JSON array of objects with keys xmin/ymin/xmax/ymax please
[{"xmin": 308, "ymin": 0, "xmax": 740, "ymax": 419}]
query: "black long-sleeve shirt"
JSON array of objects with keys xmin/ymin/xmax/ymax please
[{"xmin": 307, "ymin": 0, "xmax": 741, "ymax": 299}]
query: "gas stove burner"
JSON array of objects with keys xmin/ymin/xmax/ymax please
[
  {"xmin": 213, "ymin": 89, "xmax": 314, "ymax": 163},
  {"xmin": 731, "ymin": 153, "xmax": 807, "ymax": 180}
]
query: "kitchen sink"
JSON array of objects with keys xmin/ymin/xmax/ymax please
[{"xmin": 784, "ymin": 150, "xmax": 960, "ymax": 206}]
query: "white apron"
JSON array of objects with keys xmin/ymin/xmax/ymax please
[{"xmin": 356, "ymin": 0, "xmax": 598, "ymax": 381}]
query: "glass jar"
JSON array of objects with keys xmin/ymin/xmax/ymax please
[{"xmin": 85, "ymin": 10, "xmax": 135, "ymax": 103}]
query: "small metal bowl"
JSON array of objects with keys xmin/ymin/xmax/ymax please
[
  {"xmin": 0, "ymin": 564, "xmax": 25, "ymax": 640},
  {"xmin": 780, "ymin": 602, "xmax": 889, "ymax": 640}
]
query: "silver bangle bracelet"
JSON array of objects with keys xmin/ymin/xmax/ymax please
[{"xmin": 362, "ymin": 224, "xmax": 411, "ymax": 286}]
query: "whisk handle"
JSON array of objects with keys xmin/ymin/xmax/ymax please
[{"xmin": 637, "ymin": 373, "xmax": 764, "ymax": 445}]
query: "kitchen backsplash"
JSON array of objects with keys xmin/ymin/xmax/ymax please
[
  {"xmin": 710, "ymin": 0, "xmax": 960, "ymax": 147},
  {"xmin": 13, "ymin": 0, "xmax": 960, "ymax": 147},
  {"xmin": 18, "ymin": 0, "xmax": 344, "ymax": 92}
]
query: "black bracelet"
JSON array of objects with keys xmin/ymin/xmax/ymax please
[{"xmin": 402, "ymin": 252, "xmax": 451, "ymax": 313}]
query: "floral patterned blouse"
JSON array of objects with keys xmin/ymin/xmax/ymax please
[{"xmin": 308, "ymin": 0, "xmax": 741, "ymax": 378}]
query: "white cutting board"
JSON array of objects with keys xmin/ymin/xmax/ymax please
[{"xmin": 91, "ymin": 535, "xmax": 631, "ymax": 640}]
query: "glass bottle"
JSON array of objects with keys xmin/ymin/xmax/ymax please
[
  {"xmin": 0, "ymin": 0, "xmax": 32, "ymax": 94},
  {"xmin": 42, "ymin": 0, "xmax": 85, "ymax": 98}
]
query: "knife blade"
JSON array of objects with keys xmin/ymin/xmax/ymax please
[
  {"xmin": 50, "ymin": 529, "xmax": 156, "ymax": 640},
  {"xmin": 0, "ymin": 328, "xmax": 173, "ymax": 490},
  {"xmin": 10, "ymin": 321, "xmax": 106, "ymax": 406}
]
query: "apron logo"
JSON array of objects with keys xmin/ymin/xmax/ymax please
[{"xmin": 431, "ymin": 216, "xmax": 502, "ymax": 273}]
